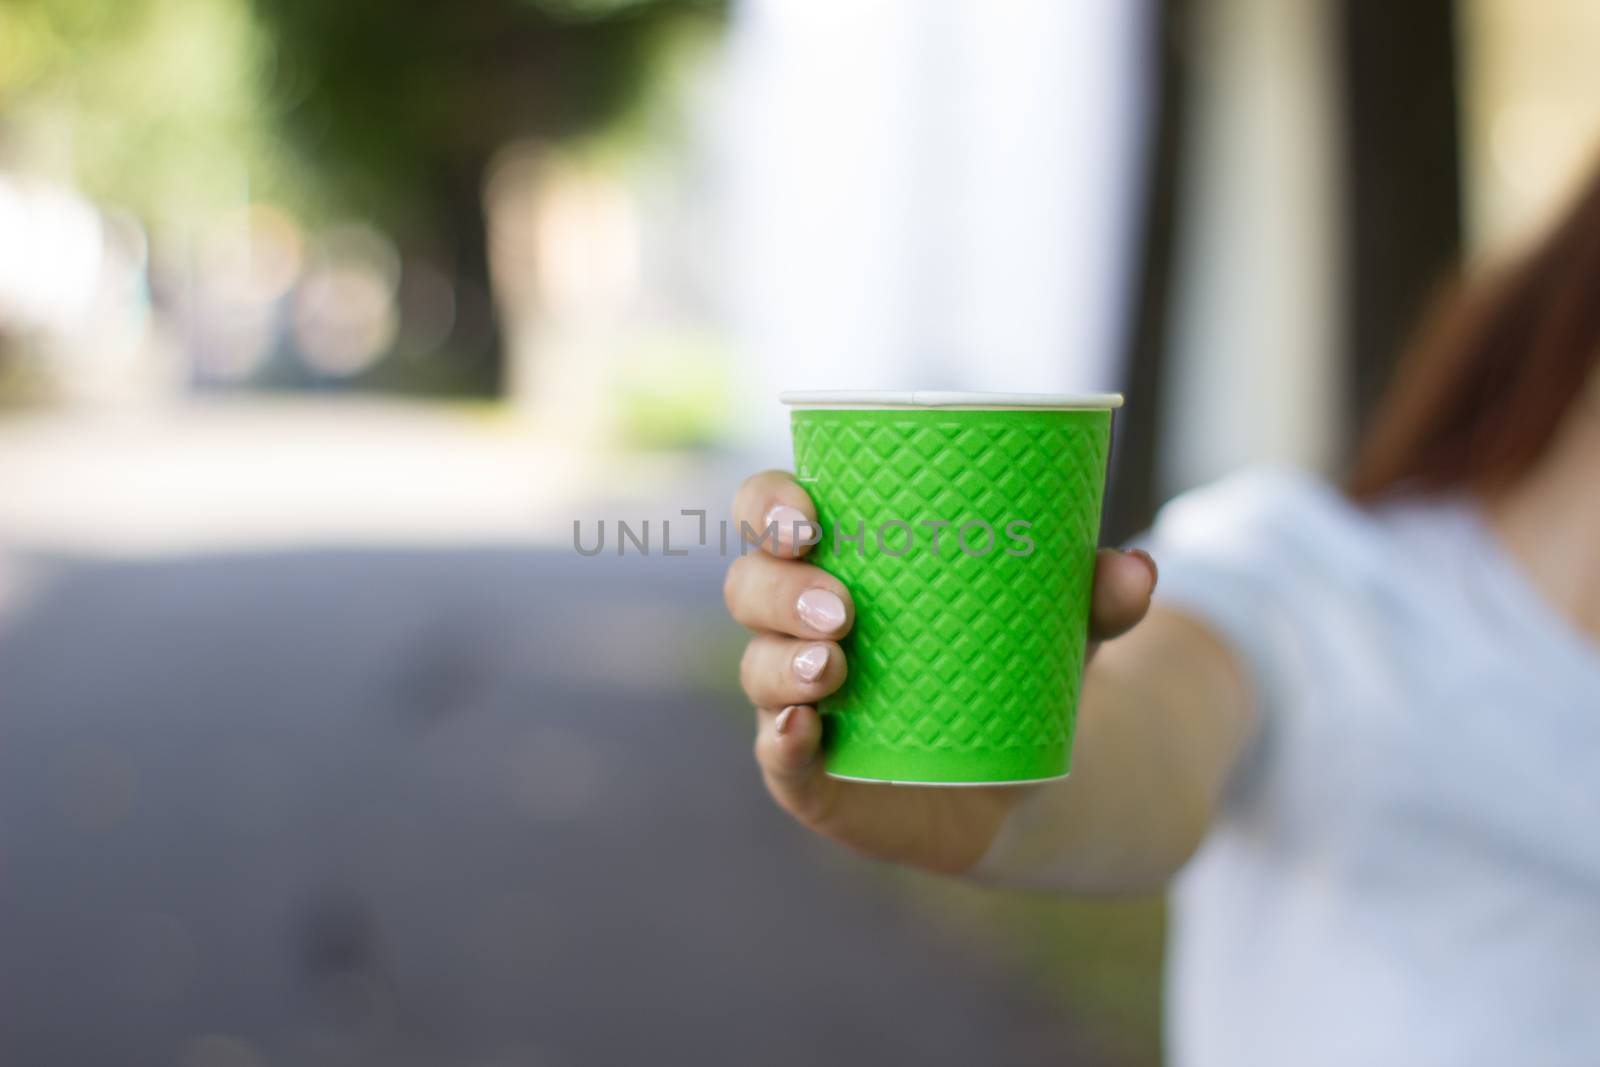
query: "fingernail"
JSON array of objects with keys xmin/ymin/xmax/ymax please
[
  {"xmin": 793, "ymin": 643, "xmax": 829, "ymax": 682},
  {"xmin": 775, "ymin": 705, "xmax": 800, "ymax": 736},
  {"xmin": 1128, "ymin": 548, "xmax": 1158, "ymax": 590},
  {"xmin": 796, "ymin": 588, "xmax": 847, "ymax": 633},
  {"xmin": 765, "ymin": 504, "xmax": 811, "ymax": 553}
]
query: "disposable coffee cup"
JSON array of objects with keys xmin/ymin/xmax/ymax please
[{"xmin": 782, "ymin": 390, "xmax": 1122, "ymax": 785}]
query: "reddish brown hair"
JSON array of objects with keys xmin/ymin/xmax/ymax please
[{"xmin": 1347, "ymin": 159, "xmax": 1600, "ymax": 502}]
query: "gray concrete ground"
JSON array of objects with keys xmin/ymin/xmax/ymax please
[{"xmin": 0, "ymin": 545, "xmax": 1105, "ymax": 1066}]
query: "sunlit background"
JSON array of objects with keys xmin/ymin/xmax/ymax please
[{"xmin": 2, "ymin": 1, "xmax": 1599, "ymax": 1064}]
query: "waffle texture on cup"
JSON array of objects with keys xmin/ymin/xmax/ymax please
[{"xmin": 791, "ymin": 408, "xmax": 1112, "ymax": 784}]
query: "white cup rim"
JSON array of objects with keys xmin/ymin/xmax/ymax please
[{"xmin": 780, "ymin": 389, "xmax": 1124, "ymax": 411}]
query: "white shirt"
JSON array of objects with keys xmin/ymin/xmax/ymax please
[{"xmin": 1145, "ymin": 468, "xmax": 1600, "ymax": 1067}]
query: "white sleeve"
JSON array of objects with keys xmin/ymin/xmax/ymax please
[{"xmin": 1132, "ymin": 467, "xmax": 1345, "ymax": 729}]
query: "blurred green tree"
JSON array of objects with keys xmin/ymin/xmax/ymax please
[
  {"xmin": 248, "ymin": 0, "xmax": 723, "ymax": 395},
  {"xmin": 1, "ymin": 0, "xmax": 719, "ymax": 396},
  {"xmin": 0, "ymin": 0, "xmax": 298, "ymax": 223}
]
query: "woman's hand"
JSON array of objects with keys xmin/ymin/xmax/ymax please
[{"xmin": 725, "ymin": 470, "xmax": 1159, "ymax": 876}]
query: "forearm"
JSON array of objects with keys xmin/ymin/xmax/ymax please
[{"xmin": 970, "ymin": 608, "xmax": 1255, "ymax": 893}]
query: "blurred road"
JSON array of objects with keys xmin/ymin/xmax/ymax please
[{"xmin": 0, "ymin": 404, "xmax": 1109, "ymax": 1066}]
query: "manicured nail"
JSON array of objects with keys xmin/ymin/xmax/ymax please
[
  {"xmin": 793, "ymin": 643, "xmax": 829, "ymax": 682},
  {"xmin": 775, "ymin": 705, "xmax": 800, "ymax": 736},
  {"xmin": 796, "ymin": 588, "xmax": 847, "ymax": 634},
  {"xmin": 765, "ymin": 504, "xmax": 812, "ymax": 554},
  {"xmin": 1128, "ymin": 548, "xmax": 1158, "ymax": 590}
]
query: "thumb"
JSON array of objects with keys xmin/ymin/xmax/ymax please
[{"xmin": 754, "ymin": 705, "xmax": 840, "ymax": 828}]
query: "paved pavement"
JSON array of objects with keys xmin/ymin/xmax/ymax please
[
  {"xmin": 0, "ymin": 398, "xmax": 718, "ymax": 556},
  {"xmin": 0, "ymin": 545, "xmax": 1105, "ymax": 1067}
]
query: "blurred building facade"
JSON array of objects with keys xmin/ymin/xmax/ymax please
[{"xmin": 721, "ymin": 0, "xmax": 1149, "ymax": 458}]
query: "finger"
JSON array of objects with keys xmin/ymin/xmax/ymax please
[
  {"xmin": 740, "ymin": 635, "xmax": 847, "ymax": 709},
  {"xmin": 724, "ymin": 554, "xmax": 854, "ymax": 639},
  {"xmin": 732, "ymin": 469, "xmax": 820, "ymax": 559},
  {"xmin": 1089, "ymin": 548, "xmax": 1157, "ymax": 642},
  {"xmin": 753, "ymin": 704, "xmax": 842, "ymax": 828}
]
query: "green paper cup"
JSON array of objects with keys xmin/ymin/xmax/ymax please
[{"xmin": 783, "ymin": 390, "xmax": 1121, "ymax": 786}]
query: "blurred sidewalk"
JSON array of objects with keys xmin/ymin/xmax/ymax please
[{"xmin": 0, "ymin": 397, "xmax": 733, "ymax": 558}]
